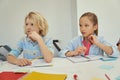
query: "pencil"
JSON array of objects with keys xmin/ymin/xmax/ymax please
[{"xmin": 105, "ymin": 74, "xmax": 110, "ymax": 80}]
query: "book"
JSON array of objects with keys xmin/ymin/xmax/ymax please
[
  {"xmin": 0, "ymin": 72, "xmax": 27, "ymax": 80},
  {"xmin": 67, "ymin": 55, "xmax": 102, "ymax": 63},
  {"xmin": 22, "ymin": 71, "xmax": 67, "ymax": 80}
]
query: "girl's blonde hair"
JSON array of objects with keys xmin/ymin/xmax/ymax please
[
  {"xmin": 24, "ymin": 12, "xmax": 48, "ymax": 36},
  {"xmin": 80, "ymin": 12, "xmax": 98, "ymax": 36}
]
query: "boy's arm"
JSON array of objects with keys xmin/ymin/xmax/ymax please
[{"xmin": 7, "ymin": 54, "xmax": 32, "ymax": 66}]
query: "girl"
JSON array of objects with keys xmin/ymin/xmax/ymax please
[
  {"xmin": 7, "ymin": 12, "xmax": 54, "ymax": 66},
  {"xmin": 59, "ymin": 12, "xmax": 119, "ymax": 57}
]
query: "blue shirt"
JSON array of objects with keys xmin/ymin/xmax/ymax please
[
  {"xmin": 9, "ymin": 36, "xmax": 54, "ymax": 59},
  {"xmin": 59, "ymin": 36, "xmax": 119, "ymax": 57}
]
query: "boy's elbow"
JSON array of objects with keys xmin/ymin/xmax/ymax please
[
  {"xmin": 44, "ymin": 55, "xmax": 53, "ymax": 63},
  {"xmin": 45, "ymin": 58, "xmax": 52, "ymax": 63}
]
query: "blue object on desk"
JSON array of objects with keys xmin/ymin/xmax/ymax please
[
  {"xmin": 99, "ymin": 57, "xmax": 117, "ymax": 61},
  {"xmin": 99, "ymin": 65, "xmax": 114, "ymax": 70},
  {"xmin": 116, "ymin": 76, "xmax": 120, "ymax": 80}
]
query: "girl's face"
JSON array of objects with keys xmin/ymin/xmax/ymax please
[
  {"xmin": 25, "ymin": 18, "xmax": 39, "ymax": 35},
  {"xmin": 79, "ymin": 16, "xmax": 97, "ymax": 38}
]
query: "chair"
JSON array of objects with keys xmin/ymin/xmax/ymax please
[{"xmin": 53, "ymin": 40, "xmax": 61, "ymax": 57}]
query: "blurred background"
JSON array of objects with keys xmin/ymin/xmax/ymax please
[{"xmin": 0, "ymin": 0, "xmax": 120, "ymax": 49}]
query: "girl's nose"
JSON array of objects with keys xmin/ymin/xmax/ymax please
[{"xmin": 80, "ymin": 27, "xmax": 85, "ymax": 31}]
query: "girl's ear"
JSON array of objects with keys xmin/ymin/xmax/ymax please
[{"xmin": 94, "ymin": 24, "xmax": 98, "ymax": 30}]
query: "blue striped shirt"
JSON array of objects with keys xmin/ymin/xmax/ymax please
[
  {"xmin": 59, "ymin": 36, "xmax": 119, "ymax": 57},
  {"xmin": 9, "ymin": 36, "xmax": 54, "ymax": 59}
]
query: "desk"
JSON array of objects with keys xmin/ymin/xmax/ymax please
[{"xmin": 0, "ymin": 57, "xmax": 120, "ymax": 80}]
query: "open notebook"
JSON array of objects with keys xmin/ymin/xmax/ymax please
[
  {"xmin": 25, "ymin": 59, "xmax": 53, "ymax": 68},
  {"xmin": 21, "ymin": 71, "xmax": 67, "ymax": 80},
  {"xmin": 67, "ymin": 55, "xmax": 102, "ymax": 63}
]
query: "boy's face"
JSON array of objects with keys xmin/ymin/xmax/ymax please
[
  {"xmin": 25, "ymin": 18, "xmax": 39, "ymax": 35},
  {"xmin": 79, "ymin": 16, "xmax": 97, "ymax": 38}
]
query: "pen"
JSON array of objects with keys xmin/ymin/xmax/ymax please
[
  {"xmin": 32, "ymin": 64, "xmax": 53, "ymax": 67},
  {"xmin": 28, "ymin": 64, "xmax": 53, "ymax": 68},
  {"xmin": 81, "ymin": 54, "xmax": 90, "ymax": 59},
  {"xmin": 105, "ymin": 74, "xmax": 110, "ymax": 80}
]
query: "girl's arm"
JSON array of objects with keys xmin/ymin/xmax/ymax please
[
  {"xmin": 88, "ymin": 35, "xmax": 113, "ymax": 55},
  {"xmin": 95, "ymin": 42, "xmax": 113, "ymax": 55}
]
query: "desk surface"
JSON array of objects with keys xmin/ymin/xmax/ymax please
[{"xmin": 0, "ymin": 57, "xmax": 120, "ymax": 80}]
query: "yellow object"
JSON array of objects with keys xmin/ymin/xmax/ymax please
[
  {"xmin": 91, "ymin": 77, "xmax": 105, "ymax": 80},
  {"xmin": 22, "ymin": 71, "xmax": 67, "ymax": 80}
]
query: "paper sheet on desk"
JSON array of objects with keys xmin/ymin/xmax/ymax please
[
  {"xmin": 67, "ymin": 55, "xmax": 102, "ymax": 63},
  {"xmin": 25, "ymin": 59, "xmax": 53, "ymax": 67}
]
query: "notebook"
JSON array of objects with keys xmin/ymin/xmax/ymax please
[
  {"xmin": 22, "ymin": 71, "xmax": 67, "ymax": 80},
  {"xmin": 67, "ymin": 55, "xmax": 102, "ymax": 63}
]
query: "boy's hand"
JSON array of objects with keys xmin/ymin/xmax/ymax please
[
  {"xmin": 28, "ymin": 31, "xmax": 42, "ymax": 42},
  {"xmin": 16, "ymin": 58, "xmax": 32, "ymax": 66}
]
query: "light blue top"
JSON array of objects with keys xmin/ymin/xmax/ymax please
[
  {"xmin": 9, "ymin": 36, "xmax": 54, "ymax": 59},
  {"xmin": 59, "ymin": 36, "xmax": 119, "ymax": 57}
]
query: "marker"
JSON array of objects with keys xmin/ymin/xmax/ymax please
[
  {"xmin": 73, "ymin": 74, "xmax": 78, "ymax": 80},
  {"xmin": 81, "ymin": 54, "xmax": 90, "ymax": 59},
  {"xmin": 105, "ymin": 74, "xmax": 110, "ymax": 80}
]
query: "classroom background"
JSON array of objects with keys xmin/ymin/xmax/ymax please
[{"xmin": 0, "ymin": 0, "xmax": 120, "ymax": 54}]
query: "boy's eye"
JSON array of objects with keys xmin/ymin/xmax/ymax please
[
  {"xmin": 79, "ymin": 24, "xmax": 82, "ymax": 27},
  {"xmin": 31, "ymin": 23, "xmax": 33, "ymax": 26},
  {"xmin": 26, "ymin": 23, "xmax": 28, "ymax": 26}
]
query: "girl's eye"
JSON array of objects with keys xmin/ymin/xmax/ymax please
[
  {"xmin": 85, "ymin": 24, "xmax": 89, "ymax": 27},
  {"xmin": 79, "ymin": 24, "xmax": 82, "ymax": 27}
]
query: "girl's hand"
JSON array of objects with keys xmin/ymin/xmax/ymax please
[
  {"xmin": 16, "ymin": 58, "xmax": 32, "ymax": 66},
  {"xmin": 88, "ymin": 35, "xmax": 99, "ymax": 45},
  {"xmin": 65, "ymin": 46, "xmax": 87, "ymax": 57},
  {"xmin": 73, "ymin": 46, "xmax": 87, "ymax": 56},
  {"xmin": 75, "ymin": 46, "xmax": 86, "ymax": 55}
]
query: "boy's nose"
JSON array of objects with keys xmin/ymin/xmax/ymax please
[{"xmin": 26, "ymin": 25, "xmax": 32, "ymax": 29}]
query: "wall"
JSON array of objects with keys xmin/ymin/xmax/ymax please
[
  {"xmin": 1, "ymin": 0, "xmax": 119, "ymax": 50},
  {"xmin": 0, "ymin": 0, "xmax": 77, "ymax": 48},
  {"xmin": 76, "ymin": 0, "xmax": 120, "ymax": 45}
]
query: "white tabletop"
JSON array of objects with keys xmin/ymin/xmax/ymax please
[{"xmin": 0, "ymin": 57, "xmax": 120, "ymax": 80}]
